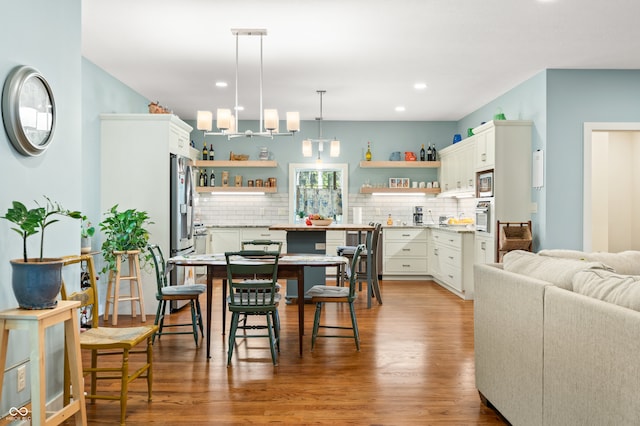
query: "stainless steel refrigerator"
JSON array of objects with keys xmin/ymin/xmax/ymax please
[{"xmin": 169, "ymin": 153, "xmax": 195, "ymax": 311}]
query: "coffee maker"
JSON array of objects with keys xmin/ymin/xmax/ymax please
[{"xmin": 413, "ymin": 206, "xmax": 423, "ymax": 226}]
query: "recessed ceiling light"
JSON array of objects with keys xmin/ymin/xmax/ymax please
[
  {"xmin": 395, "ymin": 106, "xmax": 406, "ymax": 112},
  {"xmin": 235, "ymin": 106, "xmax": 244, "ymax": 111},
  {"xmin": 414, "ymin": 83, "xmax": 427, "ymax": 90},
  {"xmin": 215, "ymin": 81, "xmax": 228, "ymax": 88}
]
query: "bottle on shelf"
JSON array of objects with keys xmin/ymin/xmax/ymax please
[
  {"xmin": 365, "ymin": 141, "xmax": 372, "ymax": 161},
  {"xmin": 209, "ymin": 144, "xmax": 214, "ymax": 160},
  {"xmin": 387, "ymin": 213, "xmax": 393, "ymax": 226},
  {"xmin": 198, "ymin": 170, "xmax": 205, "ymax": 187},
  {"xmin": 209, "ymin": 169, "xmax": 215, "ymax": 187},
  {"xmin": 202, "ymin": 142, "xmax": 208, "ymax": 161},
  {"xmin": 420, "ymin": 144, "xmax": 426, "ymax": 161},
  {"xmin": 427, "ymin": 144, "xmax": 433, "ymax": 161},
  {"xmin": 202, "ymin": 168, "xmax": 208, "ymax": 187},
  {"xmin": 432, "ymin": 144, "xmax": 437, "ymax": 161}
]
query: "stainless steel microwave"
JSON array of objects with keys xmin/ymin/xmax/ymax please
[{"xmin": 477, "ymin": 170, "xmax": 494, "ymax": 197}]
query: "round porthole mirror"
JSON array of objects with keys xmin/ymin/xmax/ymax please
[{"xmin": 2, "ymin": 65, "xmax": 56, "ymax": 156}]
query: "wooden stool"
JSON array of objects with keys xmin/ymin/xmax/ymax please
[
  {"xmin": 0, "ymin": 300, "xmax": 87, "ymax": 425},
  {"xmin": 104, "ymin": 250, "xmax": 146, "ymax": 326}
]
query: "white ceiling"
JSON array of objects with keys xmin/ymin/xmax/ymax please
[{"xmin": 82, "ymin": 0, "xmax": 640, "ymax": 123}]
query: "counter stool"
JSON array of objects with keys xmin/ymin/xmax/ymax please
[{"xmin": 104, "ymin": 250, "xmax": 146, "ymax": 326}]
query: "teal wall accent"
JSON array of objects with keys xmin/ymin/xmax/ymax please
[
  {"xmin": 545, "ymin": 69, "xmax": 640, "ymax": 249},
  {"xmin": 0, "ymin": 0, "xmax": 82, "ymax": 413},
  {"xmin": 457, "ymin": 71, "xmax": 548, "ymax": 249},
  {"xmin": 81, "ymin": 57, "xmax": 149, "ymax": 258},
  {"xmin": 188, "ymin": 119, "xmax": 457, "ymax": 193}
]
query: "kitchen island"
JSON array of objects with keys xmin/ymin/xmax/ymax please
[{"xmin": 269, "ymin": 224, "xmax": 376, "ymax": 306}]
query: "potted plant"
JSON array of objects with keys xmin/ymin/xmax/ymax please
[
  {"xmin": 80, "ymin": 215, "xmax": 95, "ymax": 254},
  {"xmin": 99, "ymin": 205, "xmax": 153, "ymax": 275},
  {"xmin": 2, "ymin": 196, "xmax": 82, "ymax": 309}
]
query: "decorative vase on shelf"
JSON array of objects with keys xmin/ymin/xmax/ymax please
[{"xmin": 81, "ymin": 237, "xmax": 92, "ymax": 254}]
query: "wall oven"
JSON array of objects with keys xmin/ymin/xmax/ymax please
[
  {"xmin": 477, "ymin": 170, "xmax": 494, "ymax": 198},
  {"xmin": 475, "ymin": 199, "xmax": 493, "ymax": 233}
]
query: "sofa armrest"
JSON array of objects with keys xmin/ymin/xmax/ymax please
[
  {"xmin": 544, "ymin": 286, "xmax": 640, "ymax": 425},
  {"xmin": 474, "ymin": 263, "xmax": 552, "ymax": 426}
]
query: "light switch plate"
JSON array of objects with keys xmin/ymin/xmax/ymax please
[{"xmin": 315, "ymin": 243, "xmax": 326, "ymax": 250}]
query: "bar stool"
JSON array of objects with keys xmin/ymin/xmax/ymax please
[{"xmin": 104, "ymin": 250, "xmax": 146, "ymax": 326}]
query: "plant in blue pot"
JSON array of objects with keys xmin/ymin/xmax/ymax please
[{"xmin": 2, "ymin": 196, "xmax": 82, "ymax": 309}]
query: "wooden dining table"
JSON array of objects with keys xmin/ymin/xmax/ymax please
[{"xmin": 167, "ymin": 253, "xmax": 348, "ymax": 359}]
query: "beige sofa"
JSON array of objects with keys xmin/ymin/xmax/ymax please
[{"xmin": 474, "ymin": 250, "xmax": 640, "ymax": 426}]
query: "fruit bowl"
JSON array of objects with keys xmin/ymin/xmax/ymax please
[{"xmin": 310, "ymin": 219, "xmax": 333, "ymax": 226}]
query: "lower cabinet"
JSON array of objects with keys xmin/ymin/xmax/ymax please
[
  {"xmin": 382, "ymin": 228, "xmax": 428, "ymax": 276},
  {"xmin": 428, "ymin": 229, "xmax": 475, "ymax": 299},
  {"xmin": 325, "ymin": 230, "xmax": 346, "ymax": 277},
  {"xmin": 474, "ymin": 232, "xmax": 496, "ymax": 265},
  {"xmin": 208, "ymin": 227, "xmax": 287, "ymax": 254}
]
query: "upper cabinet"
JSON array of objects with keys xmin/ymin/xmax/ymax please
[
  {"xmin": 438, "ymin": 138, "xmax": 475, "ymax": 195},
  {"xmin": 475, "ymin": 127, "xmax": 496, "ymax": 171}
]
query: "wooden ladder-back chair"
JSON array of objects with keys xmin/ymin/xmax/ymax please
[
  {"xmin": 306, "ymin": 244, "xmax": 366, "ymax": 351},
  {"xmin": 61, "ymin": 254, "xmax": 158, "ymax": 426},
  {"xmin": 148, "ymin": 244, "xmax": 205, "ymax": 345},
  {"xmin": 224, "ymin": 250, "xmax": 281, "ymax": 366}
]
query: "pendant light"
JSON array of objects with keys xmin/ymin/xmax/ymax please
[{"xmin": 302, "ymin": 90, "xmax": 340, "ymax": 158}]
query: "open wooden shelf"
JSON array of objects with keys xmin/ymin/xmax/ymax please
[
  {"xmin": 196, "ymin": 186, "xmax": 277, "ymax": 193},
  {"xmin": 359, "ymin": 187, "xmax": 441, "ymax": 195},
  {"xmin": 359, "ymin": 161, "xmax": 440, "ymax": 168},
  {"xmin": 195, "ymin": 160, "xmax": 278, "ymax": 168}
]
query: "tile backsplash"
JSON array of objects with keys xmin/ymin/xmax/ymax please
[{"xmin": 195, "ymin": 193, "xmax": 477, "ymax": 226}]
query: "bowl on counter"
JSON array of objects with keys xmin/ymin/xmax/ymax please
[{"xmin": 310, "ymin": 219, "xmax": 333, "ymax": 226}]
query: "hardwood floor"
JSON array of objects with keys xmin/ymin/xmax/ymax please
[{"xmin": 70, "ymin": 279, "xmax": 506, "ymax": 425}]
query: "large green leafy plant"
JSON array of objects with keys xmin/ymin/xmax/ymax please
[
  {"xmin": 100, "ymin": 205, "xmax": 153, "ymax": 274},
  {"xmin": 2, "ymin": 196, "xmax": 82, "ymax": 262}
]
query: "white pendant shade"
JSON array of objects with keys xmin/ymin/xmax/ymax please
[
  {"xmin": 217, "ymin": 108, "xmax": 231, "ymax": 130},
  {"xmin": 264, "ymin": 109, "xmax": 279, "ymax": 131},
  {"xmin": 330, "ymin": 139, "xmax": 340, "ymax": 157},
  {"xmin": 302, "ymin": 140, "xmax": 313, "ymax": 157},
  {"xmin": 286, "ymin": 111, "xmax": 300, "ymax": 132},
  {"xmin": 197, "ymin": 110, "xmax": 213, "ymax": 131}
]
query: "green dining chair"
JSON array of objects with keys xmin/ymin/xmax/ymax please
[
  {"xmin": 306, "ymin": 244, "xmax": 366, "ymax": 351},
  {"xmin": 225, "ymin": 250, "xmax": 281, "ymax": 366}
]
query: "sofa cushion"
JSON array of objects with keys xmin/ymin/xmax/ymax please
[
  {"xmin": 572, "ymin": 269, "xmax": 640, "ymax": 312},
  {"xmin": 502, "ymin": 250, "xmax": 611, "ymax": 291},
  {"xmin": 538, "ymin": 249, "xmax": 640, "ymax": 275}
]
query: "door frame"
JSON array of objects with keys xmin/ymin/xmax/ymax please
[{"xmin": 583, "ymin": 122, "xmax": 640, "ymax": 251}]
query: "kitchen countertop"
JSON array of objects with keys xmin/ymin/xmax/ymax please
[{"xmin": 204, "ymin": 223, "xmax": 476, "ymax": 233}]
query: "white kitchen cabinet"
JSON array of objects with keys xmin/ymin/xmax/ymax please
[
  {"xmin": 210, "ymin": 228, "xmax": 241, "ymax": 253},
  {"xmin": 240, "ymin": 228, "xmax": 287, "ymax": 253},
  {"xmin": 382, "ymin": 227, "xmax": 428, "ymax": 277},
  {"xmin": 474, "ymin": 232, "xmax": 495, "ymax": 265},
  {"xmin": 101, "ymin": 114, "xmax": 195, "ymax": 315},
  {"xmin": 428, "ymin": 228, "xmax": 474, "ymax": 299},
  {"xmin": 208, "ymin": 227, "xmax": 288, "ymax": 254},
  {"xmin": 325, "ymin": 230, "xmax": 346, "ymax": 276},
  {"xmin": 438, "ymin": 137, "xmax": 475, "ymax": 195},
  {"xmin": 475, "ymin": 127, "xmax": 495, "ymax": 171}
]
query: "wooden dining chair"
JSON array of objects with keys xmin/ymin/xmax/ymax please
[
  {"xmin": 337, "ymin": 223, "xmax": 383, "ymax": 304},
  {"xmin": 60, "ymin": 253, "xmax": 158, "ymax": 426},
  {"xmin": 225, "ymin": 250, "xmax": 281, "ymax": 366},
  {"xmin": 148, "ymin": 244, "xmax": 205, "ymax": 345},
  {"xmin": 306, "ymin": 244, "xmax": 366, "ymax": 351}
]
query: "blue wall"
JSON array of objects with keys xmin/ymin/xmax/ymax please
[
  {"xmin": 188, "ymin": 119, "xmax": 457, "ymax": 193},
  {"xmin": 0, "ymin": 0, "xmax": 82, "ymax": 413},
  {"xmin": 545, "ymin": 69, "xmax": 640, "ymax": 249}
]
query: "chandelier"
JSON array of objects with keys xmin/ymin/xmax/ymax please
[
  {"xmin": 302, "ymin": 90, "xmax": 340, "ymax": 158},
  {"xmin": 196, "ymin": 29, "xmax": 299, "ymax": 139}
]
